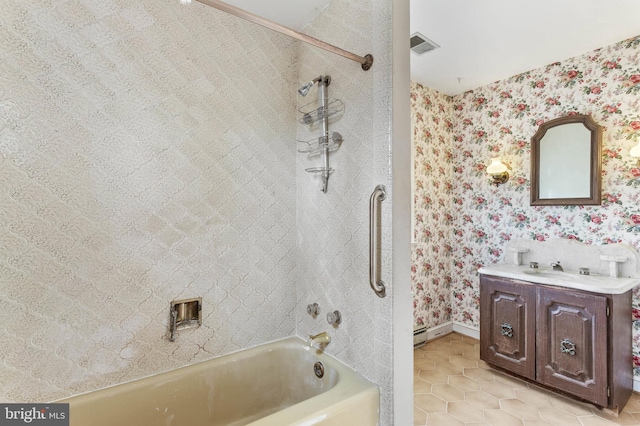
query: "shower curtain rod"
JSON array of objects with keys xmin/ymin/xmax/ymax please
[{"xmin": 194, "ymin": 0, "xmax": 374, "ymax": 71}]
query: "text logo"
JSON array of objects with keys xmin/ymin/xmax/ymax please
[{"xmin": 0, "ymin": 404, "xmax": 68, "ymax": 426}]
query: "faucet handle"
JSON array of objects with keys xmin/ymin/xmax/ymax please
[
  {"xmin": 326, "ymin": 310, "xmax": 341, "ymax": 327},
  {"xmin": 307, "ymin": 303, "xmax": 320, "ymax": 318}
]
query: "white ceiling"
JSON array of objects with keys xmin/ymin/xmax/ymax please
[
  {"xmin": 217, "ymin": 0, "xmax": 640, "ymax": 96},
  {"xmin": 411, "ymin": 0, "xmax": 640, "ymax": 95}
]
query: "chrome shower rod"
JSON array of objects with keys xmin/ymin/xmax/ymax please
[{"xmin": 195, "ymin": 0, "xmax": 374, "ymax": 71}]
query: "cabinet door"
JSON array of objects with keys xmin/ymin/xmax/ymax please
[
  {"xmin": 480, "ymin": 275, "xmax": 536, "ymax": 380},
  {"xmin": 537, "ymin": 288, "xmax": 607, "ymax": 406}
]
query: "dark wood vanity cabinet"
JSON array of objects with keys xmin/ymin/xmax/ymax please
[
  {"xmin": 537, "ymin": 287, "xmax": 608, "ymax": 407},
  {"xmin": 480, "ymin": 276, "xmax": 536, "ymax": 380},
  {"xmin": 480, "ymin": 274, "xmax": 632, "ymax": 411}
]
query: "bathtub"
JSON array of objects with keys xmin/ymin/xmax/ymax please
[{"xmin": 62, "ymin": 337, "xmax": 379, "ymax": 426}]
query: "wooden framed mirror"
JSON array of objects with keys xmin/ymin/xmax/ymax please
[{"xmin": 530, "ymin": 114, "xmax": 602, "ymax": 206}]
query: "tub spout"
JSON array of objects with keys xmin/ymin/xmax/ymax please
[{"xmin": 308, "ymin": 332, "xmax": 331, "ymax": 348}]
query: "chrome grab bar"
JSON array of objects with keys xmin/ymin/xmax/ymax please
[{"xmin": 369, "ymin": 185, "xmax": 387, "ymax": 298}]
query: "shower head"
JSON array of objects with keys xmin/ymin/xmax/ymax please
[
  {"xmin": 298, "ymin": 81, "xmax": 315, "ymax": 97},
  {"xmin": 298, "ymin": 77, "xmax": 323, "ymax": 97}
]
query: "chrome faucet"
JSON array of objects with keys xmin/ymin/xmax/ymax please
[
  {"xmin": 551, "ymin": 261, "xmax": 563, "ymax": 272},
  {"xmin": 308, "ymin": 332, "xmax": 331, "ymax": 348}
]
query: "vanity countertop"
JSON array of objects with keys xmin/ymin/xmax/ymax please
[{"xmin": 479, "ymin": 263, "xmax": 640, "ymax": 295}]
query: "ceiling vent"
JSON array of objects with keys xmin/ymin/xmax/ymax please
[{"xmin": 410, "ymin": 32, "xmax": 440, "ymax": 55}]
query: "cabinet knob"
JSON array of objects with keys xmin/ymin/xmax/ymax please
[
  {"xmin": 500, "ymin": 323, "xmax": 514, "ymax": 338},
  {"xmin": 560, "ymin": 339, "xmax": 576, "ymax": 356}
]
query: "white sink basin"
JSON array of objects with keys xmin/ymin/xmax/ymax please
[
  {"xmin": 522, "ymin": 268, "xmax": 606, "ymax": 287},
  {"xmin": 522, "ymin": 269, "xmax": 567, "ymax": 278},
  {"xmin": 479, "ymin": 264, "xmax": 640, "ymax": 294}
]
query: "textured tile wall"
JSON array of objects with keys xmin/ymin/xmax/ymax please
[
  {"xmin": 295, "ymin": 0, "xmax": 394, "ymax": 424},
  {"xmin": 0, "ymin": 0, "xmax": 299, "ymax": 402}
]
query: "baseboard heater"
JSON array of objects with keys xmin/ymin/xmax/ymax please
[{"xmin": 413, "ymin": 326, "xmax": 427, "ymax": 348}]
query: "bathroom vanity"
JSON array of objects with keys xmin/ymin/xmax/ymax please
[{"xmin": 479, "ymin": 238, "xmax": 640, "ymax": 413}]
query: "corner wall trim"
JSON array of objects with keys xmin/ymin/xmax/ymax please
[
  {"xmin": 452, "ymin": 321, "xmax": 480, "ymax": 340},
  {"xmin": 424, "ymin": 321, "xmax": 480, "ymax": 342},
  {"xmin": 425, "ymin": 321, "xmax": 453, "ymax": 341}
]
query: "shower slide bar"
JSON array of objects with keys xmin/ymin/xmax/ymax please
[
  {"xmin": 369, "ymin": 185, "xmax": 387, "ymax": 298},
  {"xmin": 192, "ymin": 0, "xmax": 374, "ymax": 71}
]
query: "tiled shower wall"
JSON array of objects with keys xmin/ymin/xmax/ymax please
[
  {"xmin": 0, "ymin": 0, "xmax": 299, "ymax": 401},
  {"xmin": 295, "ymin": 0, "xmax": 394, "ymax": 423}
]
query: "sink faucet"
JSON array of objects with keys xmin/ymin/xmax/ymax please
[
  {"xmin": 551, "ymin": 261, "xmax": 563, "ymax": 272},
  {"xmin": 308, "ymin": 332, "xmax": 331, "ymax": 348}
]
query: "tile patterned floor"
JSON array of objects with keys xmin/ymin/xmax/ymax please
[{"xmin": 414, "ymin": 333, "xmax": 640, "ymax": 425}]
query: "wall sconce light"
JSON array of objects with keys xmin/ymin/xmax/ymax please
[
  {"xmin": 487, "ymin": 157, "xmax": 509, "ymax": 186},
  {"xmin": 630, "ymin": 141, "xmax": 640, "ymax": 166}
]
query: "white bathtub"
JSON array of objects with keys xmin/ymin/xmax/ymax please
[{"xmin": 62, "ymin": 337, "xmax": 379, "ymax": 426}]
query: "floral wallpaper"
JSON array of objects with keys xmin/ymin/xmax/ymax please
[
  {"xmin": 412, "ymin": 35, "xmax": 640, "ymax": 376},
  {"xmin": 411, "ymin": 83, "xmax": 453, "ymax": 329}
]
